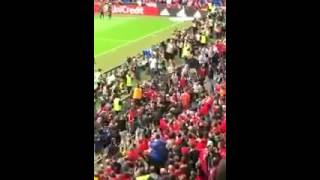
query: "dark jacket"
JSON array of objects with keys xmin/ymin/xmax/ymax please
[
  {"xmin": 208, "ymin": 67, "xmax": 214, "ymax": 80},
  {"xmin": 215, "ymin": 158, "xmax": 226, "ymax": 180}
]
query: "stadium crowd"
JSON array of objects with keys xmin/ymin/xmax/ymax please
[{"xmin": 94, "ymin": 6, "xmax": 226, "ymax": 180}]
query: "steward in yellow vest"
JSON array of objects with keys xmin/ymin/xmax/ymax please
[
  {"xmin": 113, "ymin": 96, "xmax": 122, "ymax": 113},
  {"xmin": 126, "ymin": 73, "xmax": 133, "ymax": 92},
  {"xmin": 200, "ymin": 33, "xmax": 207, "ymax": 45},
  {"xmin": 208, "ymin": 3, "xmax": 213, "ymax": 13},
  {"xmin": 182, "ymin": 42, "xmax": 191, "ymax": 58},
  {"xmin": 133, "ymin": 84, "xmax": 143, "ymax": 100},
  {"xmin": 136, "ymin": 174, "xmax": 150, "ymax": 180},
  {"xmin": 119, "ymin": 80, "xmax": 124, "ymax": 91}
]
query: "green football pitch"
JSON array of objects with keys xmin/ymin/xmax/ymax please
[{"xmin": 94, "ymin": 15, "xmax": 192, "ymax": 72}]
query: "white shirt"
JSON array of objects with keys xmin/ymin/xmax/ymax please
[
  {"xmin": 149, "ymin": 57, "xmax": 157, "ymax": 70},
  {"xmin": 195, "ymin": 33, "xmax": 201, "ymax": 41},
  {"xmin": 213, "ymin": 45, "xmax": 218, "ymax": 53},
  {"xmin": 193, "ymin": 84, "xmax": 203, "ymax": 93},
  {"xmin": 198, "ymin": 54, "xmax": 207, "ymax": 65},
  {"xmin": 94, "ymin": 72, "xmax": 101, "ymax": 82},
  {"xmin": 102, "ymin": 85, "xmax": 107, "ymax": 95},
  {"xmin": 107, "ymin": 74, "xmax": 116, "ymax": 85},
  {"xmin": 181, "ymin": 67, "xmax": 188, "ymax": 77},
  {"xmin": 166, "ymin": 43, "xmax": 174, "ymax": 54},
  {"xmin": 192, "ymin": 22, "xmax": 197, "ymax": 27},
  {"xmin": 205, "ymin": 29, "xmax": 210, "ymax": 36},
  {"xmin": 201, "ymin": 47, "xmax": 209, "ymax": 55},
  {"xmin": 208, "ymin": 46, "xmax": 214, "ymax": 58},
  {"xmin": 167, "ymin": 65, "xmax": 174, "ymax": 74},
  {"xmin": 209, "ymin": 19, "xmax": 214, "ymax": 27}
]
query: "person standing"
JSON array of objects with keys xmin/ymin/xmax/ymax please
[
  {"xmin": 126, "ymin": 72, "xmax": 133, "ymax": 93},
  {"xmin": 167, "ymin": 59, "xmax": 175, "ymax": 74},
  {"xmin": 107, "ymin": 2, "xmax": 112, "ymax": 19},
  {"xmin": 149, "ymin": 134, "xmax": 168, "ymax": 167},
  {"xmin": 215, "ymin": 158, "xmax": 226, "ymax": 180},
  {"xmin": 99, "ymin": 1, "xmax": 105, "ymax": 19},
  {"xmin": 207, "ymin": 64, "xmax": 215, "ymax": 93},
  {"xmin": 165, "ymin": 39, "xmax": 175, "ymax": 61},
  {"xmin": 200, "ymin": 32, "xmax": 207, "ymax": 46},
  {"xmin": 149, "ymin": 55, "xmax": 158, "ymax": 78},
  {"xmin": 180, "ymin": 90, "xmax": 191, "ymax": 110},
  {"xmin": 214, "ymin": 21, "xmax": 222, "ymax": 39},
  {"xmin": 132, "ymin": 84, "xmax": 143, "ymax": 105},
  {"xmin": 198, "ymin": 63, "xmax": 207, "ymax": 85},
  {"xmin": 113, "ymin": 95, "xmax": 122, "ymax": 114}
]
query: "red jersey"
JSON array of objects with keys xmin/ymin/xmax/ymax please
[
  {"xmin": 170, "ymin": 94, "xmax": 178, "ymax": 104},
  {"xmin": 189, "ymin": 137, "xmax": 196, "ymax": 146},
  {"xmin": 216, "ymin": 42, "xmax": 226, "ymax": 55},
  {"xmin": 127, "ymin": 149, "xmax": 140, "ymax": 162},
  {"xmin": 199, "ymin": 148, "xmax": 209, "ymax": 177},
  {"xmin": 159, "ymin": 118, "xmax": 169, "ymax": 131},
  {"xmin": 175, "ymin": 137, "xmax": 183, "ymax": 146},
  {"xmin": 179, "ymin": 77, "xmax": 187, "ymax": 88},
  {"xmin": 144, "ymin": 88, "xmax": 157, "ymax": 101},
  {"xmin": 215, "ymin": 84, "xmax": 221, "ymax": 93},
  {"xmin": 181, "ymin": 92, "xmax": 191, "ymax": 109},
  {"xmin": 99, "ymin": 174, "xmax": 107, "ymax": 180},
  {"xmin": 97, "ymin": 106, "xmax": 108, "ymax": 116},
  {"xmin": 174, "ymin": 169, "xmax": 183, "ymax": 177},
  {"xmin": 104, "ymin": 166, "xmax": 113, "ymax": 175},
  {"xmin": 163, "ymin": 133, "xmax": 170, "ymax": 140},
  {"xmin": 119, "ymin": 174, "xmax": 131, "ymax": 180},
  {"xmin": 205, "ymin": 96, "xmax": 214, "ymax": 106},
  {"xmin": 212, "ymin": 124, "xmax": 221, "ymax": 134},
  {"xmin": 199, "ymin": 97, "xmax": 212, "ymax": 116},
  {"xmin": 138, "ymin": 138, "xmax": 149, "ymax": 153},
  {"xmin": 128, "ymin": 109, "xmax": 135, "ymax": 124},
  {"xmin": 219, "ymin": 147, "xmax": 226, "ymax": 158},
  {"xmin": 213, "ymin": 105, "xmax": 220, "ymax": 113},
  {"xmin": 191, "ymin": 115, "xmax": 200, "ymax": 125},
  {"xmin": 196, "ymin": 138, "xmax": 207, "ymax": 151},
  {"xmin": 181, "ymin": 146, "xmax": 189, "ymax": 155},
  {"xmin": 220, "ymin": 119, "xmax": 226, "ymax": 133},
  {"xmin": 199, "ymin": 103, "xmax": 210, "ymax": 116},
  {"xmin": 170, "ymin": 121, "xmax": 181, "ymax": 133},
  {"xmin": 198, "ymin": 67, "xmax": 207, "ymax": 79}
]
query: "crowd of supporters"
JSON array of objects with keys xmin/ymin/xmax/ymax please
[{"xmin": 94, "ymin": 6, "xmax": 226, "ymax": 180}]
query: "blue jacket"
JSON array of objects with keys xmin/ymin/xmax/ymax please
[
  {"xmin": 212, "ymin": 0, "xmax": 223, "ymax": 6},
  {"xmin": 149, "ymin": 140, "xmax": 168, "ymax": 163}
]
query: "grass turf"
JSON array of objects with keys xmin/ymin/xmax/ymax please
[{"xmin": 94, "ymin": 15, "xmax": 191, "ymax": 72}]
